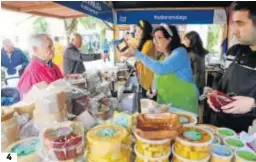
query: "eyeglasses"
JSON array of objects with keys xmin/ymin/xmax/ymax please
[{"xmin": 153, "ymin": 37, "xmax": 165, "ymax": 44}]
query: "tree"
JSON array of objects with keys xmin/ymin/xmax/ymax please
[{"xmin": 32, "ymin": 17, "xmax": 48, "ymax": 33}]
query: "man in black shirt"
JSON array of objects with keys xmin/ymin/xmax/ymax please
[
  {"xmin": 207, "ymin": 2, "xmax": 256, "ymax": 132},
  {"xmin": 63, "ymin": 33, "xmax": 102, "ymax": 75}
]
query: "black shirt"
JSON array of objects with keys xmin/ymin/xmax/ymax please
[{"xmin": 226, "ymin": 44, "xmax": 256, "ymax": 69}]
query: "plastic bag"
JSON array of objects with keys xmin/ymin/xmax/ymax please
[
  {"xmin": 19, "ymin": 120, "xmax": 39, "ymax": 139},
  {"xmin": 38, "ymin": 121, "xmax": 85, "ymax": 162}
]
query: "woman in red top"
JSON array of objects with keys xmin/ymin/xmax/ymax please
[{"xmin": 18, "ymin": 34, "xmax": 63, "ymax": 96}]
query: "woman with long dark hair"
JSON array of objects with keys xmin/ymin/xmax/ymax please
[
  {"xmin": 135, "ymin": 20, "xmax": 156, "ymax": 98},
  {"xmin": 184, "ymin": 31, "xmax": 208, "ymax": 94},
  {"xmin": 128, "ymin": 24, "xmax": 198, "ymax": 114}
]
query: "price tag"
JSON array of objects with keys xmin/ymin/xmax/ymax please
[{"xmin": 1, "ymin": 153, "xmax": 17, "ymax": 162}]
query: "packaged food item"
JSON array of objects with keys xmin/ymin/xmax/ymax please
[
  {"xmin": 135, "ymin": 145, "xmax": 171, "ymax": 162},
  {"xmin": 135, "ymin": 131, "xmax": 171, "ymax": 158},
  {"xmin": 174, "ymin": 126, "xmax": 213, "ymax": 160},
  {"xmin": 223, "ymin": 137, "xmax": 245, "ymax": 151},
  {"xmin": 210, "ymin": 144, "xmax": 233, "ymax": 162},
  {"xmin": 216, "ymin": 127, "xmax": 237, "ymax": 141},
  {"xmin": 41, "ymin": 121, "xmax": 84, "ymax": 161},
  {"xmin": 235, "ymin": 149, "xmax": 256, "ymax": 162},
  {"xmin": 6, "ymin": 137, "xmax": 39, "ymax": 162},
  {"xmin": 1, "ymin": 108, "xmax": 19, "ymax": 150},
  {"xmin": 174, "ymin": 112, "xmax": 197, "ymax": 126},
  {"xmin": 197, "ymin": 124, "xmax": 217, "ymax": 134},
  {"xmin": 136, "ymin": 113, "xmax": 183, "ymax": 140},
  {"xmin": 172, "ymin": 145, "xmax": 210, "ymax": 162},
  {"xmin": 113, "ymin": 111, "xmax": 132, "ymax": 131},
  {"xmin": 212, "ymin": 135, "xmax": 221, "ymax": 145},
  {"xmin": 86, "ymin": 124, "xmax": 131, "ymax": 162}
]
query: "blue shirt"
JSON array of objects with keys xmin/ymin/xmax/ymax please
[
  {"xmin": 1, "ymin": 47, "xmax": 29, "ymax": 75},
  {"xmin": 135, "ymin": 47, "xmax": 199, "ymax": 96},
  {"xmin": 103, "ymin": 41, "xmax": 109, "ymax": 52}
]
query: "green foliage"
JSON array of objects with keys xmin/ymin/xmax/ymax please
[
  {"xmin": 32, "ymin": 17, "xmax": 48, "ymax": 33},
  {"xmin": 207, "ymin": 24, "xmax": 221, "ymax": 55}
]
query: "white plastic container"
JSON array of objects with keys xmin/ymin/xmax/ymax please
[
  {"xmin": 211, "ymin": 144, "xmax": 233, "ymax": 162},
  {"xmin": 223, "ymin": 137, "xmax": 245, "ymax": 151},
  {"xmin": 216, "ymin": 127, "xmax": 237, "ymax": 141},
  {"xmin": 172, "ymin": 145, "xmax": 210, "ymax": 162},
  {"xmin": 134, "ymin": 131, "xmax": 171, "ymax": 158},
  {"xmin": 135, "ymin": 145, "xmax": 171, "ymax": 162},
  {"xmin": 235, "ymin": 149, "xmax": 256, "ymax": 162}
]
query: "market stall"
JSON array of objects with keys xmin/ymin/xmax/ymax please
[{"xmin": 1, "ymin": 1, "xmax": 256, "ymax": 162}]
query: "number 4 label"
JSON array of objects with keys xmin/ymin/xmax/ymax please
[{"xmin": 1, "ymin": 153, "xmax": 17, "ymax": 162}]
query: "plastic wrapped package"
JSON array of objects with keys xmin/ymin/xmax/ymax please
[
  {"xmin": 86, "ymin": 124, "xmax": 131, "ymax": 162},
  {"xmin": 6, "ymin": 137, "xmax": 40, "ymax": 162},
  {"xmin": 135, "ymin": 131, "xmax": 171, "ymax": 158},
  {"xmin": 174, "ymin": 112, "xmax": 197, "ymax": 127},
  {"xmin": 134, "ymin": 145, "xmax": 171, "ymax": 162},
  {"xmin": 95, "ymin": 81, "xmax": 111, "ymax": 96},
  {"xmin": 113, "ymin": 111, "xmax": 132, "ymax": 131},
  {"xmin": 216, "ymin": 127, "xmax": 237, "ymax": 141},
  {"xmin": 19, "ymin": 120, "xmax": 39, "ymax": 139},
  {"xmin": 174, "ymin": 126, "xmax": 213, "ymax": 161},
  {"xmin": 210, "ymin": 144, "xmax": 233, "ymax": 162},
  {"xmin": 235, "ymin": 149, "xmax": 256, "ymax": 162},
  {"xmin": 11, "ymin": 102, "xmax": 35, "ymax": 120},
  {"xmin": 223, "ymin": 137, "xmax": 245, "ymax": 151},
  {"xmin": 172, "ymin": 145, "xmax": 210, "ymax": 162},
  {"xmin": 1, "ymin": 108, "xmax": 19, "ymax": 151},
  {"xmin": 39, "ymin": 121, "xmax": 85, "ymax": 162}
]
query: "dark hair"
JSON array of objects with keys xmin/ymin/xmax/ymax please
[
  {"xmin": 137, "ymin": 20, "xmax": 153, "ymax": 51},
  {"xmin": 231, "ymin": 2, "xmax": 256, "ymax": 27},
  {"xmin": 185, "ymin": 31, "xmax": 208, "ymax": 57},
  {"xmin": 153, "ymin": 24, "xmax": 182, "ymax": 53}
]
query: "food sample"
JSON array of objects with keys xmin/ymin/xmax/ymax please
[
  {"xmin": 7, "ymin": 137, "xmax": 39, "ymax": 162},
  {"xmin": 86, "ymin": 124, "xmax": 131, "ymax": 162},
  {"xmin": 136, "ymin": 113, "xmax": 183, "ymax": 140},
  {"xmin": 135, "ymin": 131, "xmax": 171, "ymax": 158},
  {"xmin": 43, "ymin": 122, "xmax": 84, "ymax": 161},
  {"xmin": 235, "ymin": 149, "xmax": 256, "ymax": 162},
  {"xmin": 172, "ymin": 145, "xmax": 210, "ymax": 162},
  {"xmin": 216, "ymin": 127, "xmax": 237, "ymax": 141},
  {"xmin": 174, "ymin": 126, "xmax": 213, "ymax": 160},
  {"xmin": 208, "ymin": 90, "xmax": 235, "ymax": 109},
  {"xmin": 135, "ymin": 145, "xmax": 171, "ymax": 162},
  {"xmin": 174, "ymin": 112, "xmax": 197, "ymax": 126},
  {"xmin": 211, "ymin": 144, "xmax": 233, "ymax": 162},
  {"xmin": 224, "ymin": 137, "xmax": 245, "ymax": 150}
]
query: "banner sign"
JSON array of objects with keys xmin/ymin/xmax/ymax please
[
  {"xmin": 117, "ymin": 9, "xmax": 227, "ymax": 24},
  {"xmin": 56, "ymin": 1, "xmax": 114, "ymax": 23}
]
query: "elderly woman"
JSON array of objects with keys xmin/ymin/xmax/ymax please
[{"xmin": 18, "ymin": 34, "xmax": 63, "ymax": 96}]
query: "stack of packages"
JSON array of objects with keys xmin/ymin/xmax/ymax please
[
  {"xmin": 135, "ymin": 113, "xmax": 183, "ymax": 162},
  {"xmin": 172, "ymin": 126, "xmax": 213, "ymax": 162},
  {"xmin": 33, "ymin": 83, "xmax": 68, "ymax": 126}
]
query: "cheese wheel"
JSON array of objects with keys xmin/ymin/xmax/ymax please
[
  {"xmin": 6, "ymin": 137, "xmax": 40, "ymax": 162},
  {"xmin": 86, "ymin": 124, "xmax": 131, "ymax": 162}
]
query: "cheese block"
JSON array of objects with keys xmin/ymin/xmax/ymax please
[{"xmin": 6, "ymin": 137, "xmax": 39, "ymax": 162}]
